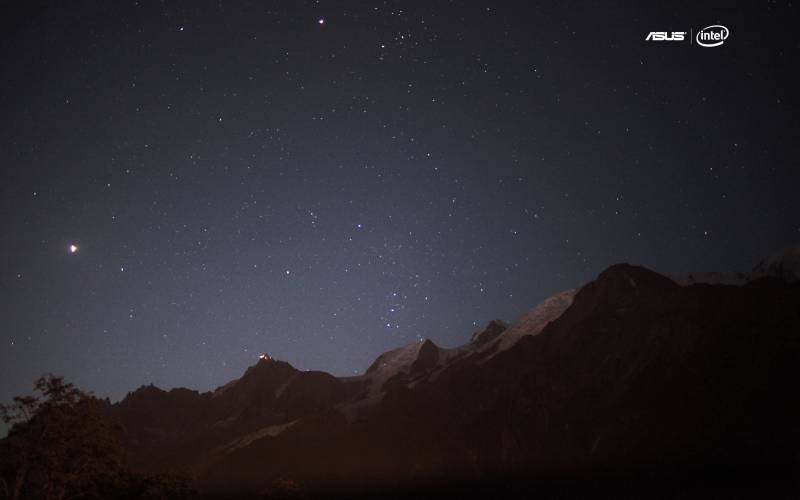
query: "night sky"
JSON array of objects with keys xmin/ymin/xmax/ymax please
[{"xmin": 1, "ymin": 1, "xmax": 797, "ymax": 425}]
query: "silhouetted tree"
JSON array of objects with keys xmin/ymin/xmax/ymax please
[{"xmin": 0, "ymin": 375, "xmax": 195, "ymax": 500}]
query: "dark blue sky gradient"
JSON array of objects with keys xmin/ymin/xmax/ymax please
[{"xmin": 1, "ymin": 1, "xmax": 797, "ymax": 428}]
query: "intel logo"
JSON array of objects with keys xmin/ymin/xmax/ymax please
[{"xmin": 696, "ymin": 25, "xmax": 729, "ymax": 47}]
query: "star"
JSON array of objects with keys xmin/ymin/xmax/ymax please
[
  {"xmin": 318, "ymin": 18, "xmax": 325, "ymax": 25},
  {"xmin": 68, "ymin": 244, "xmax": 78, "ymax": 254}
]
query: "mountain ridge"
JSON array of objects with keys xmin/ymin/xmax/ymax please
[{"xmin": 107, "ymin": 256, "xmax": 800, "ymax": 497}]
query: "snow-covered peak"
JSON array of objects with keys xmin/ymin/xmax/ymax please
[
  {"xmin": 483, "ymin": 289, "xmax": 575, "ymax": 356},
  {"xmin": 364, "ymin": 339, "xmax": 442, "ymax": 395}
]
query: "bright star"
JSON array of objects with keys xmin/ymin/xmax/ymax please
[
  {"xmin": 318, "ymin": 18, "xmax": 325, "ymax": 25},
  {"xmin": 69, "ymin": 244, "xmax": 78, "ymax": 254}
]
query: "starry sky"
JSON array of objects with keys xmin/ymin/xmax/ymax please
[{"xmin": 1, "ymin": 1, "xmax": 797, "ymax": 426}]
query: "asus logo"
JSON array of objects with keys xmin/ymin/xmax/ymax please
[{"xmin": 645, "ymin": 31, "xmax": 686, "ymax": 41}]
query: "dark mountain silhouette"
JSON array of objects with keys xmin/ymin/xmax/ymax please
[{"xmin": 107, "ymin": 262, "xmax": 800, "ymax": 498}]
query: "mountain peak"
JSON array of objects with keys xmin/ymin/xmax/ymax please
[
  {"xmin": 242, "ymin": 355, "xmax": 296, "ymax": 378},
  {"xmin": 470, "ymin": 319, "xmax": 508, "ymax": 346},
  {"xmin": 596, "ymin": 263, "xmax": 677, "ymax": 291},
  {"xmin": 410, "ymin": 339, "xmax": 440, "ymax": 375},
  {"xmin": 124, "ymin": 383, "xmax": 166, "ymax": 400},
  {"xmin": 212, "ymin": 356, "xmax": 298, "ymax": 398}
]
